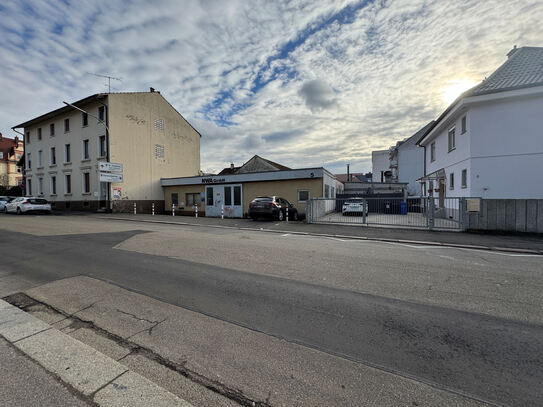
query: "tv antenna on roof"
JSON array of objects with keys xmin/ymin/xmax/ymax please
[{"xmin": 88, "ymin": 72, "xmax": 121, "ymax": 92}]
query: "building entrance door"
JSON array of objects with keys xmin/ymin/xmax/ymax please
[{"xmin": 205, "ymin": 185, "xmax": 243, "ymax": 217}]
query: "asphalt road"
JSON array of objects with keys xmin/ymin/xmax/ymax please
[{"xmin": 1, "ymin": 217, "xmax": 543, "ymax": 406}]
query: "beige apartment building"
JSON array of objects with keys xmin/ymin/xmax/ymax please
[{"xmin": 12, "ymin": 89, "xmax": 200, "ymax": 212}]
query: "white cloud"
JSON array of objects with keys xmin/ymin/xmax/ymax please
[{"xmin": 1, "ymin": 0, "xmax": 542, "ymax": 174}]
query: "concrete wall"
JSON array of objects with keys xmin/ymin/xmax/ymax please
[{"xmin": 467, "ymin": 199, "xmax": 543, "ymax": 233}]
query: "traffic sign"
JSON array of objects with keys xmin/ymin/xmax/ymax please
[
  {"xmin": 99, "ymin": 172, "xmax": 123, "ymax": 183},
  {"xmin": 99, "ymin": 162, "xmax": 123, "ymax": 172}
]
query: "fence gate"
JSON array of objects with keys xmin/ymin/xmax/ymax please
[{"xmin": 307, "ymin": 197, "xmax": 465, "ymax": 231}]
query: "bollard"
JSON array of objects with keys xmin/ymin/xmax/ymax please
[
  {"xmin": 172, "ymin": 203, "xmax": 175, "ymax": 216},
  {"xmin": 152, "ymin": 202, "xmax": 155, "ymax": 216},
  {"xmin": 133, "ymin": 202, "xmax": 136, "ymax": 215},
  {"xmin": 286, "ymin": 206, "xmax": 289, "ymax": 222},
  {"xmin": 221, "ymin": 205, "xmax": 224, "ymax": 220},
  {"xmin": 195, "ymin": 205, "xmax": 198, "ymax": 218}
]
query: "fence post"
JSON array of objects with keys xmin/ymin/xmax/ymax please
[
  {"xmin": 427, "ymin": 196, "xmax": 435, "ymax": 230},
  {"xmin": 152, "ymin": 203, "xmax": 155, "ymax": 216},
  {"xmin": 362, "ymin": 198, "xmax": 367, "ymax": 225},
  {"xmin": 195, "ymin": 205, "xmax": 198, "ymax": 218},
  {"xmin": 221, "ymin": 205, "xmax": 224, "ymax": 220},
  {"xmin": 172, "ymin": 203, "xmax": 175, "ymax": 216},
  {"xmin": 133, "ymin": 202, "xmax": 136, "ymax": 215},
  {"xmin": 307, "ymin": 199, "xmax": 312, "ymax": 223},
  {"xmin": 459, "ymin": 197, "xmax": 467, "ymax": 231}
]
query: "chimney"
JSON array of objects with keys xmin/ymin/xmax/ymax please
[
  {"xmin": 347, "ymin": 164, "xmax": 350, "ymax": 182},
  {"xmin": 230, "ymin": 163, "xmax": 234, "ymax": 169},
  {"xmin": 150, "ymin": 87, "xmax": 155, "ymax": 93},
  {"xmin": 507, "ymin": 45, "xmax": 518, "ymax": 58}
]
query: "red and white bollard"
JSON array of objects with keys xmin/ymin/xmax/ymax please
[
  {"xmin": 172, "ymin": 203, "xmax": 175, "ymax": 216},
  {"xmin": 195, "ymin": 205, "xmax": 198, "ymax": 218},
  {"xmin": 152, "ymin": 203, "xmax": 155, "ymax": 216},
  {"xmin": 286, "ymin": 206, "xmax": 289, "ymax": 222},
  {"xmin": 133, "ymin": 202, "xmax": 136, "ymax": 215},
  {"xmin": 221, "ymin": 205, "xmax": 224, "ymax": 220}
]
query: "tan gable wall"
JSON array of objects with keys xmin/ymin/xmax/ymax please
[{"xmin": 109, "ymin": 93, "xmax": 200, "ymax": 202}]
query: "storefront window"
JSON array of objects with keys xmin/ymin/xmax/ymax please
[
  {"xmin": 224, "ymin": 186, "xmax": 232, "ymax": 205},
  {"xmin": 234, "ymin": 186, "xmax": 241, "ymax": 206}
]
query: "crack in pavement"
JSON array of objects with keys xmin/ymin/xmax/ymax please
[{"xmin": 4, "ymin": 292, "xmax": 272, "ymax": 407}]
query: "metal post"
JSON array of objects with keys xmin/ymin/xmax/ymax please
[
  {"xmin": 195, "ymin": 205, "xmax": 198, "ymax": 218},
  {"xmin": 152, "ymin": 202, "xmax": 155, "ymax": 216},
  {"xmin": 133, "ymin": 202, "xmax": 136, "ymax": 215},
  {"xmin": 286, "ymin": 205, "xmax": 289, "ymax": 222},
  {"xmin": 172, "ymin": 203, "xmax": 175, "ymax": 216},
  {"xmin": 427, "ymin": 196, "xmax": 435, "ymax": 230},
  {"xmin": 362, "ymin": 198, "xmax": 367, "ymax": 225},
  {"xmin": 221, "ymin": 205, "xmax": 224, "ymax": 220}
]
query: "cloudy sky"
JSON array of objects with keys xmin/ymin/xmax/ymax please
[{"xmin": 1, "ymin": 0, "xmax": 542, "ymax": 174}]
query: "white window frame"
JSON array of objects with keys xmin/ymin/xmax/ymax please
[
  {"xmin": 82, "ymin": 139, "xmax": 89, "ymax": 160},
  {"xmin": 64, "ymin": 144, "xmax": 71, "ymax": 163},
  {"xmin": 449, "ymin": 172, "xmax": 454, "ymax": 190},
  {"xmin": 64, "ymin": 173, "xmax": 72, "ymax": 194},
  {"xmin": 50, "ymin": 175, "xmax": 57, "ymax": 195},
  {"xmin": 461, "ymin": 116, "xmax": 467, "ymax": 134},
  {"xmin": 430, "ymin": 142, "xmax": 436, "ymax": 162},
  {"xmin": 448, "ymin": 126, "xmax": 456, "ymax": 152},
  {"xmin": 298, "ymin": 190, "xmax": 310, "ymax": 203},
  {"xmin": 37, "ymin": 150, "xmax": 43, "ymax": 168},
  {"xmin": 50, "ymin": 147, "xmax": 56, "ymax": 165},
  {"xmin": 98, "ymin": 135, "xmax": 107, "ymax": 158},
  {"xmin": 38, "ymin": 177, "xmax": 43, "ymax": 195},
  {"xmin": 461, "ymin": 169, "xmax": 467, "ymax": 189}
]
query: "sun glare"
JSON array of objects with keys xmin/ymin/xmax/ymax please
[{"xmin": 441, "ymin": 78, "xmax": 479, "ymax": 105}]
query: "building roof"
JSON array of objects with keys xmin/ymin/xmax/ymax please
[
  {"xmin": 12, "ymin": 90, "xmax": 202, "ymax": 138},
  {"xmin": 218, "ymin": 155, "xmax": 291, "ymax": 175},
  {"xmin": 0, "ymin": 134, "xmax": 22, "ymax": 161},
  {"xmin": 217, "ymin": 166, "xmax": 241, "ymax": 175},
  {"xmin": 417, "ymin": 46, "xmax": 543, "ymax": 145}
]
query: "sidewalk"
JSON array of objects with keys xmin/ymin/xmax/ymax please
[{"xmin": 98, "ymin": 213, "xmax": 543, "ymax": 254}]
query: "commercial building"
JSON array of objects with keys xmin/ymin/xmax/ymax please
[
  {"xmin": 0, "ymin": 133, "xmax": 24, "ymax": 188},
  {"xmin": 12, "ymin": 89, "xmax": 200, "ymax": 211},
  {"xmin": 161, "ymin": 155, "xmax": 336, "ymax": 217},
  {"xmin": 417, "ymin": 46, "xmax": 543, "ymax": 200}
]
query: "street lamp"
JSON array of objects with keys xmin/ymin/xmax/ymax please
[{"xmin": 63, "ymin": 101, "xmax": 112, "ymax": 212}]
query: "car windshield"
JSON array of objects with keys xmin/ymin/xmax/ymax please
[{"xmin": 29, "ymin": 199, "xmax": 48, "ymax": 204}]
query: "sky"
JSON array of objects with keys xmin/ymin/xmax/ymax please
[{"xmin": 1, "ymin": 0, "xmax": 542, "ymax": 174}]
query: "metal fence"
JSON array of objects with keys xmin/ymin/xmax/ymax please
[{"xmin": 307, "ymin": 197, "xmax": 465, "ymax": 230}]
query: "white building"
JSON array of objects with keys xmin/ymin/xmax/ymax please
[
  {"xmin": 371, "ymin": 150, "xmax": 390, "ymax": 183},
  {"xmin": 418, "ymin": 46, "xmax": 543, "ymax": 200}
]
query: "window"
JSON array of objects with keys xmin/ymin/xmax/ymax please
[
  {"xmin": 298, "ymin": 190, "xmax": 310, "ymax": 202},
  {"xmin": 234, "ymin": 186, "xmax": 241, "ymax": 206},
  {"xmin": 82, "ymin": 173, "xmax": 90, "ymax": 193},
  {"xmin": 98, "ymin": 135, "xmax": 107, "ymax": 157},
  {"xmin": 461, "ymin": 169, "xmax": 467, "ymax": 188},
  {"xmin": 65, "ymin": 174, "xmax": 71, "ymax": 194},
  {"xmin": 461, "ymin": 116, "xmax": 467, "ymax": 134},
  {"xmin": 171, "ymin": 193, "xmax": 179, "ymax": 206},
  {"xmin": 430, "ymin": 142, "xmax": 436, "ymax": 162},
  {"xmin": 38, "ymin": 177, "xmax": 43, "ymax": 195},
  {"xmin": 331, "ymin": 186, "xmax": 335, "ymax": 197},
  {"xmin": 65, "ymin": 144, "xmax": 71, "ymax": 163},
  {"xmin": 224, "ymin": 186, "xmax": 232, "ymax": 206},
  {"xmin": 155, "ymin": 144, "xmax": 164, "ymax": 158},
  {"xmin": 50, "ymin": 123, "xmax": 55, "ymax": 137},
  {"xmin": 82, "ymin": 112, "xmax": 88, "ymax": 127},
  {"xmin": 82, "ymin": 139, "xmax": 89, "ymax": 159},
  {"xmin": 26, "ymin": 131, "xmax": 30, "ymax": 143},
  {"xmin": 50, "ymin": 147, "xmax": 56, "ymax": 165},
  {"xmin": 37, "ymin": 128, "xmax": 42, "ymax": 140},
  {"xmin": 51, "ymin": 176, "xmax": 56, "ymax": 195},
  {"xmin": 449, "ymin": 172, "xmax": 454, "ymax": 189},
  {"xmin": 206, "ymin": 188, "xmax": 213, "ymax": 206},
  {"xmin": 154, "ymin": 119, "xmax": 164, "ymax": 131},
  {"xmin": 27, "ymin": 153, "xmax": 31, "ymax": 169},
  {"xmin": 0, "ymin": 152, "xmax": 3, "ymax": 159},
  {"xmin": 64, "ymin": 118, "xmax": 70, "ymax": 133},
  {"xmin": 38, "ymin": 150, "xmax": 43, "ymax": 168},
  {"xmin": 448, "ymin": 126, "xmax": 456, "ymax": 152},
  {"xmin": 27, "ymin": 178, "xmax": 32, "ymax": 195},
  {"xmin": 325, "ymin": 184, "xmax": 330, "ymax": 198},
  {"xmin": 98, "ymin": 106, "xmax": 105, "ymax": 121},
  {"xmin": 186, "ymin": 193, "xmax": 200, "ymax": 207}
]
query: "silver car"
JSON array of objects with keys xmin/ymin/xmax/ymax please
[
  {"xmin": 0, "ymin": 196, "xmax": 13, "ymax": 211},
  {"xmin": 342, "ymin": 198, "xmax": 368, "ymax": 216},
  {"xmin": 5, "ymin": 197, "xmax": 51, "ymax": 215}
]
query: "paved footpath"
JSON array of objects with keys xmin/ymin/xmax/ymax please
[
  {"xmin": 97, "ymin": 213, "xmax": 543, "ymax": 254},
  {"xmin": 0, "ymin": 299, "xmax": 193, "ymax": 407}
]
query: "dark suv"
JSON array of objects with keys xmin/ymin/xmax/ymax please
[{"xmin": 248, "ymin": 196, "xmax": 298, "ymax": 221}]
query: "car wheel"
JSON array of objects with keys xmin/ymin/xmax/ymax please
[
  {"xmin": 277, "ymin": 210, "xmax": 284, "ymax": 221},
  {"xmin": 251, "ymin": 216, "xmax": 258, "ymax": 221},
  {"xmin": 16, "ymin": 207, "xmax": 22, "ymax": 215},
  {"xmin": 293, "ymin": 211, "xmax": 298, "ymax": 221},
  {"xmin": 3, "ymin": 207, "xmax": 7, "ymax": 214}
]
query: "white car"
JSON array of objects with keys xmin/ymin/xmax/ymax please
[
  {"xmin": 5, "ymin": 197, "xmax": 51, "ymax": 215},
  {"xmin": 342, "ymin": 199, "xmax": 368, "ymax": 216},
  {"xmin": 0, "ymin": 196, "xmax": 13, "ymax": 211}
]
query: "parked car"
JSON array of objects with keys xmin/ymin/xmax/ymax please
[
  {"xmin": 248, "ymin": 196, "xmax": 298, "ymax": 221},
  {"xmin": 342, "ymin": 198, "xmax": 368, "ymax": 216},
  {"xmin": 0, "ymin": 196, "xmax": 14, "ymax": 212},
  {"xmin": 4, "ymin": 197, "xmax": 51, "ymax": 215}
]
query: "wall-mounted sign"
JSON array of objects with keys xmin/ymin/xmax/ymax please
[
  {"xmin": 113, "ymin": 188, "xmax": 121, "ymax": 199},
  {"xmin": 201, "ymin": 177, "xmax": 225, "ymax": 184},
  {"xmin": 99, "ymin": 162, "xmax": 123, "ymax": 173},
  {"xmin": 99, "ymin": 172, "xmax": 123, "ymax": 183}
]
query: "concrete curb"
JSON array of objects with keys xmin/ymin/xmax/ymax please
[
  {"xmin": 0, "ymin": 299, "xmax": 193, "ymax": 407},
  {"xmin": 102, "ymin": 216, "xmax": 543, "ymax": 255}
]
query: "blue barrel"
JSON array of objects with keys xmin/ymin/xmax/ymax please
[{"xmin": 400, "ymin": 201, "xmax": 407, "ymax": 215}]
